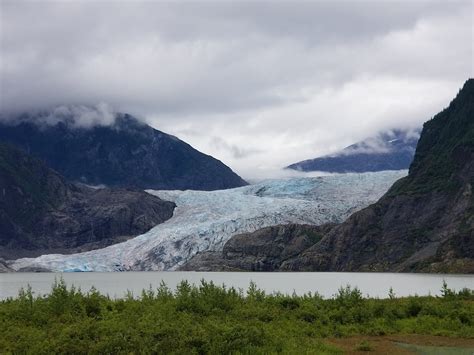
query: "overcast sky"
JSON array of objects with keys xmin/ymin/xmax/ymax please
[{"xmin": 1, "ymin": 0, "xmax": 472, "ymax": 179}]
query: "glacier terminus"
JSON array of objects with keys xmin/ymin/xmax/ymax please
[{"xmin": 10, "ymin": 171, "xmax": 407, "ymax": 272}]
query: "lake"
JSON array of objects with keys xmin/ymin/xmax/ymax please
[{"xmin": 1, "ymin": 272, "xmax": 473, "ymax": 300}]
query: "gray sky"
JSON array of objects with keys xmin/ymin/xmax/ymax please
[{"xmin": 1, "ymin": 0, "xmax": 472, "ymax": 179}]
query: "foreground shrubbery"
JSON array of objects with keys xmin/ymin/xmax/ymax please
[{"xmin": 1, "ymin": 279, "xmax": 473, "ymax": 354}]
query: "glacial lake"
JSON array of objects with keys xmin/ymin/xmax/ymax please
[{"xmin": 1, "ymin": 272, "xmax": 473, "ymax": 300}]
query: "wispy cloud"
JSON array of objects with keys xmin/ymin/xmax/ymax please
[
  {"xmin": 1, "ymin": 103, "xmax": 116, "ymax": 128},
  {"xmin": 209, "ymin": 137, "xmax": 261, "ymax": 159}
]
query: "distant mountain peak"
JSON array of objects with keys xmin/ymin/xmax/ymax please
[{"xmin": 287, "ymin": 127, "xmax": 421, "ymax": 173}]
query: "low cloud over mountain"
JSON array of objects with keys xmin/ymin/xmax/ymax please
[{"xmin": 1, "ymin": 1, "xmax": 471, "ymax": 177}]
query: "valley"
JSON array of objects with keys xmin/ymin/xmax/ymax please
[{"xmin": 8, "ymin": 171, "xmax": 406, "ymax": 272}]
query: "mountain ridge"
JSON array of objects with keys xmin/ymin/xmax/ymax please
[
  {"xmin": 0, "ymin": 111, "xmax": 247, "ymax": 191},
  {"xmin": 287, "ymin": 128, "xmax": 420, "ymax": 173}
]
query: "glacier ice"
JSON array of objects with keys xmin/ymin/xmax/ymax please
[{"xmin": 10, "ymin": 171, "xmax": 407, "ymax": 272}]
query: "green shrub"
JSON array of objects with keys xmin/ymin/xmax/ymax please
[
  {"xmin": 355, "ymin": 340, "xmax": 373, "ymax": 351},
  {"xmin": 1, "ymin": 280, "xmax": 472, "ymax": 354}
]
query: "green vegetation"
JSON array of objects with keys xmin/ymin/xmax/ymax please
[
  {"xmin": 1, "ymin": 279, "xmax": 473, "ymax": 354},
  {"xmin": 388, "ymin": 79, "xmax": 473, "ymax": 197},
  {"xmin": 354, "ymin": 340, "xmax": 373, "ymax": 351}
]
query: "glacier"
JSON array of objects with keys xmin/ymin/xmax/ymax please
[{"xmin": 10, "ymin": 171, "xmax": 407, "ymax": 272}]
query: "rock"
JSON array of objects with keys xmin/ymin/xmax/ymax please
[
  {"xmin": 16, "ymin": 266, "xmax": 52, "ymax": 273},
  {"xmin": 0, "ymin": 258, "xmax": 14, "ymax": 272},
  {"xmin": 0, "ymin": 143, "xmax": 176, "ymax": 259},
  {"xmin": 180, "ymin": 224, "xmax": 335, "ymax": 271}
]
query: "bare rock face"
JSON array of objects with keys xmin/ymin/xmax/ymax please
[
  {"xmin": 0, "ymin": 143, "xmax": 176, "ymax": 259},
  {"xmin": 180, "ymin": 224, "xmax": 335, "ymax": 271},
  {"xmin": 34, "ymin": 186, "xmax": 177, "ymax": 254}
]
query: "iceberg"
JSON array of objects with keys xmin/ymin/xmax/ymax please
[{"xmin": 10, "ymin": 171, "xmax": 407, "ymax": 272}]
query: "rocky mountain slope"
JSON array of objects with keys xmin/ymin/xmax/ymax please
[
  {"xmin": 0, "ymin": 111, "xmax": 247, "ymax": 190},
  {"xmin": 287, "ymin": 129, "xmax": 419, "ymax": 173},
  {"xmin": 0, "ymin": 143, "xmax": 176, "ymax": 259},
  {"xmin": 184, "ymin": 79, "xmax": 474, "ymax": 273},
  {"xmin": 179, "ymin": 224, "xmax": 335, "ymax": 271}
]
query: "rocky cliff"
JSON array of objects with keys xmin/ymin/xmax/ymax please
[
  {"xmin": 0, "ymin": 111, "xmax": 247, "ymax": 191},
  {"xmin": 184, "ymin": 79, "xmax": 474, "ymax": 273},
  {"xmin": 0, "ymin": 143, "xmax": 176, "ymax": 259},
  {"xmin": 179, "ymin": 224, "xmax": 335, "ymax": 271}
]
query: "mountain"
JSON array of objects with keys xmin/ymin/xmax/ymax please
[
  {"xmin": 0, "ymin": 143, "xmax": 176, "ymax": 260},
  {"xmin": 287, "ymin": 129, "xmax": 420, "ymax": 173},
  {"xmin": 0, "ymin": 111, "xmax": 247, "ymax": 190},
  {"xmin": 183, "ymin": 79, "xmax": 474, "ymax": 273}
]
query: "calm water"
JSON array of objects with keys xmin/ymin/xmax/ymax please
[{"xmin": 1, "ymin": 272, "xmax": 473, "ymax": 300}]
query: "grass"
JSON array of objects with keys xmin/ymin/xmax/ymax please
[
  {"xmin": 354, "ymin": 340, "xmax": 373, "ymax": 351},
  {"xmin": 0, "ymin": 279, "xmax": 473, "ymax": 354}
]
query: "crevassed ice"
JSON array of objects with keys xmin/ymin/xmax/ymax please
[{"xmin": 10, "ymin": 171, "xmax": 407, "ymax": 272}]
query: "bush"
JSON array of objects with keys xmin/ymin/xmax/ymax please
[
  {"xmin": 355, "ymin": 340, "xmax": 374, "ymax": 351},
  {"xmin": 1, "ymin": 280, "xmax": 472, "ymax": 353}
]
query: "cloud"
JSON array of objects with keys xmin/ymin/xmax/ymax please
[
  {"xmin": 209, "ymin": 137, "xmax": 261, "ymax": 159},
  {"xmin": 0, "ymin": 0, "xmax": 472, "ymax": 179},
  {"xmin": 46, "ymin": 103, "xmax": 116, "ymax": 128},
  {"xmin": 160, "ymin": 76, "xmax": 459, "ymax": 179},
  {"xmin": 333, "ymin": 128, "xmax": 421, "ymax": 157},
  {"xmin": 0, "ymin": 103, "xmax": 116, "ymax": 128}
]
